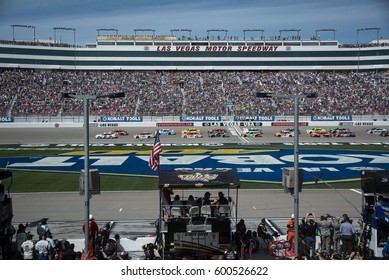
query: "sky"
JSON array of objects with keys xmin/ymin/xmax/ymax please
[{"xmin": 0, "ymin": 0, "xmax": 388, "ymax": 46}]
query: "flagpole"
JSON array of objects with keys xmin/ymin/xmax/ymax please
[{"xmin": 152, "ymin": 130, "xmax": 164, "ymax": 259}]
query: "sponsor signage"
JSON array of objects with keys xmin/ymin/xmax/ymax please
[
  {"xmin": 180, "ymin": 116, "xmax": 221, "ymax": 122},
  {"xmin": 202, "ymin": 122, "xmax": 262, "ymax": 127},
  {"xmin": 311, "ymin": 115, "xmax": 352, "ymax": 121},
  {"xmin": 234, "ymin": 116, "xmax": 275, "ymax": 121},
  {"xmin": 271, "ymin": 122, "xmax": 309, "ymax": 126},
  {"xmin": 3, "ymin": 149, "xmax": 389, "ymax": 184},
  {"xmin": 0, "ymin": 116, "xmax": 14, "ymax": 122},
  {"xmin": 157, "ymin": 122, "xmax": 193, "ymax": 127},
  {"xmin": 99, "ymin": 116, "xmax": 143, "ymax": 122},
  {"xmin": 156, "ymin": 45, "xmax": 279, "ymax": 52}
]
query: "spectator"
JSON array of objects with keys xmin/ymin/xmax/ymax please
[
  {"xmin": 340, "ymin": 214, "xmax": 356, "ymax": 256},
  {"xmin": 34, "ymin": 234, "xmax": 52, "ymax": 260},
  {"xmin": 317, "ymin": 215, "xmax": 332, "ymax": 255},
  {"xmin": 15, "ymin": 223, "xmax": 28, "ymax": 259},
  {"xmin": 331, "ymin": 217, "xmax": 342, "ymax": 255},
  {"xmin": 256, "ymin": 218, "xmax": 273, "ymax": 244},
  {"xmin": 1, "ymin": 69, "xmax": 388, "ymax": 117},
  {"xmin": 36, "ymin": 218, "xmax": 51, "ymax": 240},
  {"xmin": 61, "ymin": 242, "xmax": 77, "ymax": 260},
  {"xmin": 303, "ymin": 213, "xmax": 318, "ymax": 258},
  {"xmin": 212, "ymin": 191, "xmax": 229, "ymax": 208},
  {"xmin": 20, "ymin": 233, "xmax": 35, "ymax": 260}
]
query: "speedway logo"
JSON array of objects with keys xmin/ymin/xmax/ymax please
[
  {"xmin": 2, "ymin": 149, "xmax": 389, "ymax": 183},
  {"xmin": 178, "ymin": 173, "xmax": 218, "ymax": 182}
]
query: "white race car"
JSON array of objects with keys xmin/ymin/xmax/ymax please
[
  {"xmin": 95, "ymin": 132, "xmax": 118, "ymax": 139},
  {"xmin": 181, "ymin": 132, "xmax": 203, "ymax": 138},
  {"xmin": 158, "ymin": 128, "xmax": 176, "ymax": 135},
  {"xmin": 366, "ymin": 127, "xmax": 387, "ymax": 134},
  {"xmin": 134, "ymin": 132, "xmax": 154, "ymax": 139}
]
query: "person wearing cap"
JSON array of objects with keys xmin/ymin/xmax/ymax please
[
  {"xmin": 202, "ymin": 191, "xmax": 212, "ymax": 205},
  {"xmin": 37, "ymin": 218, "xmax": 51, "ymax": 240},
  {"xmin": 286, "ymin": 214, "xmax": 295, "ymax": 253},
  {"xmin": 21, "ymin": 233, "xmax": 35, "ymax": 260},
  {"xmin": 82, "ymin": 214, "xmax": 99, "ymax": 257}
]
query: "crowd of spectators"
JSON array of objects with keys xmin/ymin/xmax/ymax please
[{"xmin": 0, "ymin": 69, "xmax": 388, "ymax": 117}]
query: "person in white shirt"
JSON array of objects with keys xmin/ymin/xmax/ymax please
[{"xmin": 21, "ymin": 233, "xmax": 35, "ymax": 260}]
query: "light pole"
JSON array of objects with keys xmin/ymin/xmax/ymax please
[
  {"xmin": 10, "ymin": 24, "xmax": 36, "ymax": 41},
  {"xmin": 243, "ymin": 29, "xmax": 264, "ymax": 40},
  {"xmin": 257, "ymin": 91, "xmax": 316, "ymax": 256},
  {"xmin": 63, "ymin": 91, "xmax": 124, "ymax": 255}
]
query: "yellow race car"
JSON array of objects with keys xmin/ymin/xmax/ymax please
[
  {"xmin": 181, "ymin": 128, "xmax": 201, "ymax": 134},
  {"xmin": 306, "ymin": 127, "xmax": 326, "ymax": 134}
]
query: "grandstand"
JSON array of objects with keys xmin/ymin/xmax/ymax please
[{"xmin": 0, "ymin": 32, "xmax": 388, "ymax": 120}]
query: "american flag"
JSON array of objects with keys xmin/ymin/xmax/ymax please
[{"xmin": 149, "ymin": 130, "xmax": 162, "ymax": 171}]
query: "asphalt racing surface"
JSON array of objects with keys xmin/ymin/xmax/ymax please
[
  {"xmin": 5, "ymin": 125, "xmax": 387, "ymax": 241},
  {"xmin": 1, "ymin": 125, "xmax": 387, "ymax": 145}
]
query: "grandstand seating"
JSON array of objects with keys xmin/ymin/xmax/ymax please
[{"xmin": 0, "ymin": 69, "xmax": 388, "ymax": 117}]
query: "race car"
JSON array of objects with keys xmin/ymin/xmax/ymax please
[
  {"xmin": 110, "ymin": 129, "xmax": 128, "ymax": 136},
  {"xmin": 208, "ymin": 131, "xmax": 230, "ymax": 138},
  {"xmin": 158, "ymin": 128, "xmax": 176, "ymax": 135},
  {"xmin": 242, "ymin": 131, "xmax": 262, "ymax": 138},
  {"xmin": 306, "ymin": 127, "xmax": 326, "ymax": 134},
  {"xmin": 181, "ymin": 132, "xmax": 203, "ymax": 138},
  {"xmin": 310, "ymin": 131, "xmax": 332, "ymax": 137},
  {"xmin": 366, "ymin": 127, "xmax": 387, "ymax": 134},
  {"xmin": 242, "ymin": 128, "xmax": 263, "ymax": 134},
  {"xmin": 134, "ymin": 132, "xmax": 154, "ymax": 139},
  {"xmin": 181, "ymin": 128, "xmax": 201, "ymax": 134},
  {"xmin": 274, "ymin": 131, "xmax": 294, "ymax": 137},
  {"xmin": 208, "ymin": 128, "xmax": 227, "ymax": 134},
  {"xmin": 329, "ymin": 127, "xmax": 348, "ymax": 135},
  {"xmin": 332, "ymin": 128, "xmax": 356, "ymax": 137},
  {"xmin": 274, "ymin": 127, "xmax": 296, "ymax": 137},
  {"xmin": 95, "ymin": 132, "xmax": 118, "ymax": 139},
  {"xmin": 380, "ymin": 130, "xmax": 389, "ymax": 137}
]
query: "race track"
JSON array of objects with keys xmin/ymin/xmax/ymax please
[{"xmin": 1, "ymin": 125, "xmax": 388, "ymax": 145}]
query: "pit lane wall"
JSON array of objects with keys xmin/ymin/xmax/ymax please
[{"xmin": 0, "ymin": 115, "xmax": 388, "ymax": 128}]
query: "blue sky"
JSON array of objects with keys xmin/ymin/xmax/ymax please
[{"xmin": 0, "ymin": 0, "xmax": 388, "ymax": 45}]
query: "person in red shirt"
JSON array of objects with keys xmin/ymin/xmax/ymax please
[{"xmin": 82, "ymin": 214, "xmax": 99, "ymax": 257}]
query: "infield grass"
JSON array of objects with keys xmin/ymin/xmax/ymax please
[{"xmin": 0, "ymin": 143, "xmax": 384, "ymax": 193}]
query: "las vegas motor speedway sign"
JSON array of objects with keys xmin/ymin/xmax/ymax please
[{"xmin": 1, "ymin": 148, "xmax": 388, "ymax": 184}]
